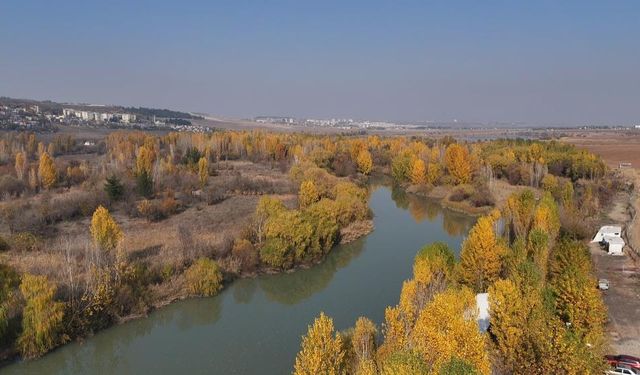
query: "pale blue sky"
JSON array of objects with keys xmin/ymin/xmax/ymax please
[{"xmin": 1, "ymin": 1, "xmax": 639, "ymax": 125}]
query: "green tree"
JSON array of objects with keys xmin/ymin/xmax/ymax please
[
  {"xmin": 136, "ymin": 168, "xmax": 154, "ymax": 198},
  {"xmin": 17, "ymin": 274, "xmax": 65, "ymax": 358},
  {"xmin": 104, "ymin": 175, "xmax": 124, "ymax": 201}
]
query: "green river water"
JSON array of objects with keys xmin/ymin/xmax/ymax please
[{"xmin": 3, "ymin": 184, "xmax": 475, "ymax": 375}]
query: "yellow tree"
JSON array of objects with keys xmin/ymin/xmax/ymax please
[
  {"xmin": 197, "ymin": 157, "xmax": 208, "ymax": 188},
  {"xmin": 413, "ymin": 242, "xmax": 455, "ymax": 286},
  {"xmin": 352, "ymin": 317, "xmax": 377, "ymax": 364},
  {"xmin": 444, "ymin": 144, "xmax": 472, "ymax": 184},
  {"xmin": 90, "ymin": 206, "xmax": 123, "ymax": 252},
  {"xmin": 14, "ymin": 151, "xmax": 26, "ymax": 180},
  {"xmin": 299, "ymin": 180, "xmax": 320, "ymax": 208},
  {"xmin": 38, "ymin": 152, "xmax": 57, "ymax": 189},
  {"xmin": 488, "ymin": 279, "xmax": 531, "ymax": 373},
  {"xmin": 136, "ymin": 145, "xmax": 155, "ymax": 175},
  {"xmin": 17, "ymin": 274, "xmax": 65, "ymax": 359},
  {"xmin": 410, "ymin": 288, "xmax": 490, "ymax": 374},
  {"xmin": 356, "ymin": 149, "xmax": 373, "ymax": 175},
  {"xmin": 426, "ymin": 162, "xmax": 442, "ymax": 185},
  {"xmin": 459, "ymin": 216, "xmax": 506, "ymax": 292},
  {"xmin": 410, "ymin": 158, "xmax": 427, "ymax": 185},
  {"xmin": 294, "ymin": 312, "xmax": 345, "ymax": 375}
]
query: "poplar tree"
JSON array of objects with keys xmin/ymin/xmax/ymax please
[
  {"xmin": 294, "ymin": 312, "xmax": 345, "ymax": 375},
  {"xmin": 37, "ymin": 152, "xmax": 57, "ymax": 189},
  {"xmin": 459, "ymin": 216, "xmax": 506, "ymax": 292},
  {"xmin": 17, "ymin": 274, "xmax": 65, "ymax": 359},
  {"xmin": 90, "ymin": 206, "xmax": 123, "ymax": 253},
  {"xmin": 356, "ymin": 149, "xmax": 373, "ymax": 175}
]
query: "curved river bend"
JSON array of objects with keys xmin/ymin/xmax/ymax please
[{"xmin": 4, "ymin": 185, "xmax": 475, "ymax": 375}]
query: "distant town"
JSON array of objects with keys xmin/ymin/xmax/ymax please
[
  {"xmin": 1, "ymin": 97, "xmax": 638, "ymax": 135},
  {"xmin": 0, "ymin": 97, "xmax": 207, "ymax": 133}
]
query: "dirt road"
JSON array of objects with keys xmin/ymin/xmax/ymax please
[{"xmin": 591, "ymin": 171, "xmax": 640, "ymax": 357}]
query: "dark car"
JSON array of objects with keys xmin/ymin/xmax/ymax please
[{"xmin": 606, "ymin": 355, "xmax": 640, "ymax": 370}]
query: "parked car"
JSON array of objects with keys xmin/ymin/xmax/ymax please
[
  {"xmin": 606, "ymin": 355, "xmax": 640, "ymax": 370},
  {"xmin": 599, "ymin": 279, "xmax": 610, "ymax": 290},
  {"xmin": 606, "ymin": 367, "xmax": 639, "ymax": 375}
]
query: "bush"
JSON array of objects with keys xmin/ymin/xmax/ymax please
[
  {"xmin": 448, "ymin": 186, "xmax": 473, "ymax": 202},
  {"xmin": 184, "ymin": 258, "xmax": 223, "ymax": 297},
  {"xmin": 0, "ymin": 175, "xmax": 26, "ymax": 198},
  {"xmin": 469, "ymin": 186, "xmax": 495, "ymax": 208},
  {"xmin": 0, "ymin": 236, "xmax": 9, "ymax": 252},
  {"xmin": 10, "ymin": 232, "xmax": 41, "ymax": 252},
  {"xmin": 231, "ymin": 239, "xmax": 258, "ymax": 272}
]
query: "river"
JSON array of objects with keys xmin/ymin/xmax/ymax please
[{"xmin": 3, "ymin": 184, "xmax": 475, "ymax": 375}]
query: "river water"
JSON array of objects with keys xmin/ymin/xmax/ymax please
[{"xmin": 3, "ymin": 184, "xmax": 475, "ymax": 375}]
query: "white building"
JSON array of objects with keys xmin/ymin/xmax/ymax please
[
  {"xmin": 476, "ymin": 293, "xmax": 490, "ymax": 333},
  {"xmin": 591, "ymin": 225, "xmax": 622, "ymax": 243},
  {"xmin": 604, "ymin": 236, "xmax": 625, "ymax": 255}
]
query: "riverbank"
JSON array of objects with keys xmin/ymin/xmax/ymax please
[
  {"xmin": 404, "ymin": 179, "xmax": 540, "ymax": 217},
  {"xmin": 0, "ymin": 185, "xmax": 475, "ymax": 374}
]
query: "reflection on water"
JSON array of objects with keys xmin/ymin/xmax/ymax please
[
  {"xmin": 3, "ymin": 185, "xmax": 474, "ymax": 375},
  {"xmin": 390, "ymin": 184, "xmax": 472, "ymax": 237},
  {"xmin": 257, "ymin": 239, "xmax": 365, "ymax": 305}
]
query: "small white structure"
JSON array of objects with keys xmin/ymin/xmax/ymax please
[
  {"xmin": 604, "ymin": 236, "xmax": 625, "ymax": 255},
  {"xmin": 591, "ymin": 225, "xmax": 622, "ymax": 243},
  {"xmin": 476, "ymin": 293, "xmax": 490, "ymax": 333}
]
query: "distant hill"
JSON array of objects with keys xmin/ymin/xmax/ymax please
[
  {"xmin": 0, "ymin": 97, "xmax": 202, "ymax": 119},
  {"xmin": 123, "ymin": 107, "xmax": 203, "ymax": 120}
]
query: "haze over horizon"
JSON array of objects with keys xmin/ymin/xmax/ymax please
[{"xmin": 1, "ymin": 0, "xmax": 639, "ymax": 126}]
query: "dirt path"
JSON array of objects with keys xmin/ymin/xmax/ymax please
[{"xmin": 592, "ymin": 169, "xmax": 640, "ymax": 357}]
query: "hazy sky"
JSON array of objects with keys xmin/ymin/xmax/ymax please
[{"xmin": 1, "ymin": 1, "xmax": 639, "ymax": 125}]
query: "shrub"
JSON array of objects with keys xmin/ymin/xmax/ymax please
[
  {"xmin": 0, "ymin": 236, "xmax": 9, "ymax": 252},
  {"xmin": 231, "ymin": 239, "xmax": 258, "ymax": 272},
  {"xmin": 469, "ymin": 186, "xmax": 495, "ymax": 207},
  {"xmin": 0, "ymin": 175, "xmax": 26, "ymax": 198},
  {"xmin": 10, "ymin": 232, "xmax": 41, "ymax": 252},
  {"xmin": 448, "ymin": 185, "xmax": 473, "ymax": 202},
  {"xmin": 184, "ymin": 258, "xmax": 223, "ymax": 297}
]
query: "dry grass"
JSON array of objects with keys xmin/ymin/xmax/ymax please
[{"xmin": 0, "ymin": 159, "xmax": 296, "ymax": 299}]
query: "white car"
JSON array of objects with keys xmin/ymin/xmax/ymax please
[
  {"xmin": 607, "ymin": 367, "xmax": 639, "ymax": 375},
  {"xmin": 599, "ymin": 279, "xmax": 610, "ymax": 290}
]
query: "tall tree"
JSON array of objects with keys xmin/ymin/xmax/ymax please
[
  {"xmin": 17, "ymin": 274, "xmax": 65, "ymax": 359},
  {"xmin": 37, "ymin": 152, "xmax": 57, "ymax": 189},
  {"xmin": 198, "ymin": 156, "xmax": 208, "ymax": 188},
  {"xmin": 90, "ymin": 206, "xmax": 123, "ymax": 253},
  {"xmin": 410, "ymin": 288, "xmax": 490, "ymax": 374},
  {"xmin": 14, "ymin": 151, "xmax": 26, "ymax": 180},
  {"xmin": 294, "ymin": 312, "xmax": 345, "ymax": 375},
  {"xmin": 459, "ymin": 216, "xmax": 506, "ymax": 292},
  {"xmin": 444, "ymin": 144, "xmax": 472, "ymax": 184},
  {"xmin": 356, "ymin": 149, "xmax": 373, "ymax": 175},
  {"xmin": 410, "ymin": 158, "xmax": 427, "ymax": 185}
]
